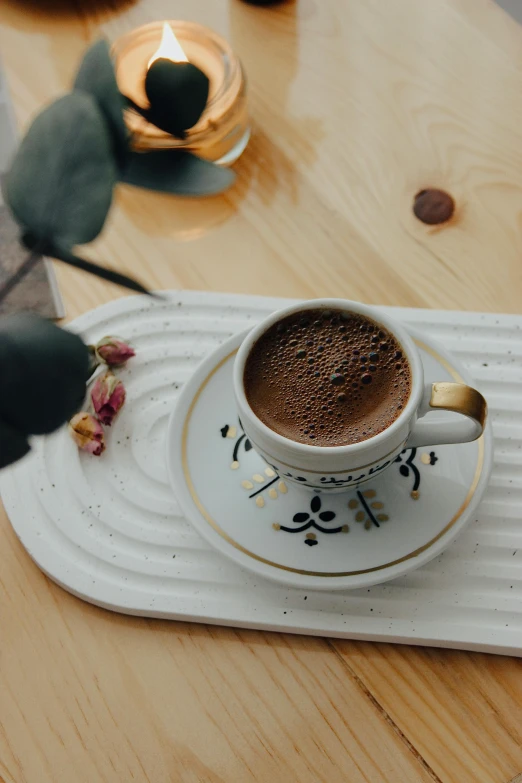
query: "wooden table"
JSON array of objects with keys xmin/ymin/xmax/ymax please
[{"xmin": 1, "ymin": 0, "xmax": 522, "ymax": 780}]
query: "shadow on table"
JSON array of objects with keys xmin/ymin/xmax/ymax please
[
  {"xmin": 0, "ymin": 0, "xmax": 139, "ymax": 87},
  {"xmin": 116, "ymin": 184, "xmax": 239, "ymax": 243},
  {"xmin": 0, "ymin": 0, "xmax": 137, "ymax": 22},
  {"xmin": 116, "ymin": 122, "xmax": 320, "ymax": 243},
  {"xmin": 228, "ymin": 0, "xmax": 325, "ymax": 207}
]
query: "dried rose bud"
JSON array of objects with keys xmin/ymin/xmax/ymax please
[
  {"xmin": 95, "ymin": 336, "xmax": 135, "ymax": 367},
  {"xmin": 91, "ymin": 372, "xmax": 126, "ymax": 426},
  {"xmin": 69, "ymin": 413, "xmax": 105, "ymax": 456}
]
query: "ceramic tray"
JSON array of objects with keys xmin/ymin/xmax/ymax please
[{"xmin": 1, "ymin": 292, "xmax": 520, "ymax": 655}]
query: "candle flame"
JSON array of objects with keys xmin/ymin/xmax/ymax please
[{"xmin": 148, "ymin": 23, "xmax": 188, "ymax": 68}]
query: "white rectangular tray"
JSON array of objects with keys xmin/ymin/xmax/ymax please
[{"xmin": 2, "ymin": 292, "xmax": 521, "ymax": 655}]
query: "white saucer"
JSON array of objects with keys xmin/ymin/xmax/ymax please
[{"xmin": 167, "ymin": 326, "xmax": 493, "ymax": 590}]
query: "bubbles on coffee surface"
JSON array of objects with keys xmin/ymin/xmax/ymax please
[{"xmin": 244, "ymin": 308, "xmax": 412, "ymax": 446}]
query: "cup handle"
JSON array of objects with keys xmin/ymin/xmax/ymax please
[{"xmin": 406, "ymin": 382, "xmax": 487, "ymax": 448}]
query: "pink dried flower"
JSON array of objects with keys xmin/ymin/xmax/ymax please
[
  {"xmin": 95, "ymin": 336, "xmax": 135, "ymax": 367},
  {"xmin": 91, "ymin": 372, "xmax": 126, "ymax": 426},
  {"xmin": 69, "ymin": 413, "xmax": 105, "ymax": 456}
]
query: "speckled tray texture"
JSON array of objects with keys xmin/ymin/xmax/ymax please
[{"xmin": 0, "ymin": 292, "xmax": 520, "ymax": 655}]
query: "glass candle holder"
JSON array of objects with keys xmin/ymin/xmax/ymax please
[{"xmin": 113, "ymin": 21, "xmax": 250, "ymax": 165}]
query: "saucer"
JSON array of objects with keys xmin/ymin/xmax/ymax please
[{"xmin": 167, "ymin": 326, "xmax": 493, "ymax": 591}]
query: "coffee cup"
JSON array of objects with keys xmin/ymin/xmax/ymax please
[{"xmin": 233, "ymin": 299, "xmax": 487, "ymax": 491}]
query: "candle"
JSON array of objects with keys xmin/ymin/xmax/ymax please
[{"xmin": 113, "ymin": 21, "xmax": 250, "ymax": 165}]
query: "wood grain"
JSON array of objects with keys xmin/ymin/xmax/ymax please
[
  {"xmin": 0, "ymin": 516, "xmax": 438, "ymax": 783},
  {"xmin": 332, "ymin": 641, "xmax": 522, "ymax": 783},
  {"xmin": 1, "ymin": 0, "xmax": 522, "ymax": 781},
  {"xmin": 2, "ymin": 0, "xmax": 522, "ymax": 318}
]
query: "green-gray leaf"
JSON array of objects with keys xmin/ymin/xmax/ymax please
[
  {"xmin": 120, "ymin": 149, "xmax": 236, "ymax": 196},
  {"xmin": 3, "ymin": 92, "xmax": 117, "ymax": 248},
  {"xmin": 0, "ymin": 418, "xmax": 30, "ymax": 469},
  {"xmin": 74, "ymin": 39, "xmax": 129, "ymax": 167},
  {"xmin": 0, "ymin": 313, "xmax": 89, "ymax": 437}
]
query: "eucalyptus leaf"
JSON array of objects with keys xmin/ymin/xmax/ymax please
[
  {"xmin": 3, "ymin": 92, "xmax": 117, "ymax": 248},
  {"xmin": 74, "ymin": 39, "xmax": 129, "ymax": 168},
  {"xmin": 0, "ymin": 313, "xmax": 89, "ymax": 437},
  {"xmin": 0, "ymin": 418, "xmax": 30, "ymax": 469},
  {"xmin": 144, "ymin": 60, "xmax": 209, "ymax": 137},
  {"xmin": 120, "ymin": 149, "xmax": 236, "ymax": 197}
]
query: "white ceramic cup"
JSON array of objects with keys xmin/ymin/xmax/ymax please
[{"xmin": 233, "ymin": 299, "xmax": 487, "ymax": 491}]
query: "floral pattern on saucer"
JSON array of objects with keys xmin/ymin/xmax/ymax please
[{"xmin": 221, "ymin": 421, "xmax": 438, "ymax": 546}]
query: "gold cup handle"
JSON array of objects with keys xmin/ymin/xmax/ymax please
[{"xmin": 407, "ymin": 382, "xmax": 487, "ymax": 449}]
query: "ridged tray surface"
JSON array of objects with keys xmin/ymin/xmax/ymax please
[{"xmin": 0, "ymin": 292, "xmax": 520, "ymax": 655}]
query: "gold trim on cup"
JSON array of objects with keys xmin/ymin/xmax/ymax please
[{"xmin": 180, "ymin": 341, "xmax": 485, "ymax": 577}]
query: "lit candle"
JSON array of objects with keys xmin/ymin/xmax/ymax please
[
  {"xmin": 113, "ymin": 21, "xmax": 250, "ymax": 165},
  {"xmin": 148, "ymin": 22, "xmax": 188, "ymax": 66}
]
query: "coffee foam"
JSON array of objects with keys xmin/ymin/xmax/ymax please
[{"xmin": 244, "ymin": 309, "xmax": 412, "ymax": 446}]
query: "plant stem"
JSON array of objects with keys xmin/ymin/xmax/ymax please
[{"xmin": 0, "ymin": 251, "xmax": 40, "ymax": 306}]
